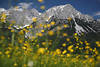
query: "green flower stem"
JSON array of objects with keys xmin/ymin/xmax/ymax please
[{"xmin": 11, "ymin": 32, "xmax": 15, "ymax": 46}]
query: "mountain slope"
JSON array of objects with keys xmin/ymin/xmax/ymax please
[{"xmin": 0, "ymin": 4, "xmax": 100, "ymax": 36}]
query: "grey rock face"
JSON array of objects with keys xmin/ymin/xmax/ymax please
[
  {"xmin": 97, "ymin": 19, "xmax": 100, "ymax": 22},
  {"xmin": 8, "ymin": 8, "xmax": 40, "ymax": 29}
]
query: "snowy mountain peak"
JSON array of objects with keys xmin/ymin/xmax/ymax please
[{"xmin": 44, "ymin": 4, "xmax": 93, "ymax": 22}]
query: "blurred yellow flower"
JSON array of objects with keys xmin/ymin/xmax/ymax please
[
  {"xmin": 97, "ymin": 44, "xmax": 100, "ymax": 47},
  {"xmin": 8, "ymin": 26, "xmax": 11, "ymax": 29},
  {"xmin": 23, "ymin": 64, "xmax": 27, "ymax": 67},
  {"xmin": 66, "ymin": 38, "xmax": 70, "ymax": 42},
  {"xmin": 0, "ymin": 18, "xmax": 6, "ymax": 22},
  {"xmin": 74, "ymin": 33, "xmax": 78, "ymax": 36},
  {"xmin": 66, "ymin": 53, "xmax": 71, "ymax": 57},
  {"xmin": 18, "ymin": 30, "xmax": 24, "ymax": 35},
  {"xmin": 0, "ymin": 36, "xmax": 5, "ymax": 40},
  {"xmin": 0, "ymin": 13, "xmax": 6, "ymax": 22},
  {"xmin": 50, "ymin": 21, "xmax": 55, "ymax": 25},
  {"xmin": 89, "ymin": 58, "xmax": 94, "ymax": 62},
  {"xmin": 86, "ymin": 43, "xmax": 90, "ymax": 45},
  {"xmin": 44, "ymin": 24, "xmax": 47, "ymax": 28},
  {"xmin": 18, "ymin": 39, "xmax": 23, "ymax": 44},
  {"xmin": 38, "ymin": 0, "xmax": 44, "ymax": 3},
  {"xmin": 36, "ymin": 44, "xmax": 39, "ymax": 48},
  {"xmin": 41, "ymin": 30, "xmax": 45, "ymax": 32},
  {"xmin": 62, "ymin": 43, "xmax": 66, "ymax": 47},
  {"xmin": 63, "ymin": 24, "xmax": 68, "ymax": 28},
  {"xmin": 67, "ymin": 45, "xmax": 73, "ymax": 52},
  {"xmin": 5, "ymin": 51, "xmax": 10, "ymax": 55},
  {"xmin": 62, "ymin": 50, "xmax": 67, "ymax": 54},
  {"xmin": 56, "ymin": 49, "xmax": 61, "ymax": 55},
  {"xmin": 32, "ymin": 17, "xmax": 37, "ymax": 22},
  {"xmin": 47, "ymin": 24, "xmax": 51, "ymax": 28},
  {"xmin": 67, "ymin": 17, "xmax": 72, "ymax": 21},
  {"xmin": 0, "ymin": 52, "xmax": 2, "ymax": 55},
  {"xmin": 96, "ymin": 41, "xmax": 100, "ymax": 45},
  {"xmin": 48, "ymin": 30, "xmax": 54, "ymax": 36},
  {"xmin": 14, "ymin": 63, "xmax": 18, "ymax": 66},
  {"xmin": 40, "ymin": 5, "xmax": 45, "ymax": 10},
  {"xmin": 70, "ymin": 49, "xmax": 74, "ymax": 52},
  {"xmin": 85, "ymin": 46, "xmax": 90, "ymax": 49},
  {"xmin": 38, "ymin": 33, "xmax": 43, "ymax": 37},
  {"xmin": 29, "ymin": 25, "xmax": 33, "ymax": 28},
  {"xmin": 42, "ymin": 42, "xmax": 46, "ymax": 46},
  {"xmin": 85, "ymin": 55, "xmax": 89, "ymax": 58},
  {"xmin": 37, "ymin": 48, "xmax": 45, "ymax": 54},
  {"xmin": 11, "ymin": 29, "xmax": 15, "ymax": 32},
  {"xmin": 63, "ymin": 33, "xmax": 68, "ymax": 37},
  {"xmin": 22, "ymin": 46, "xmax": 27, "ymax": 50},
  {"xmin": 97, "ymin": 55, "xmax": 100, "ymax": 60}
]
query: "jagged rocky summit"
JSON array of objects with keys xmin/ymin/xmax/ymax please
[{"xmin": 0, "ymin": 4, "xmax": 100, "ymax": 36}]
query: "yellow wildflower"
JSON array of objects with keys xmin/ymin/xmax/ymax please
[
  {"xmin": 85, "ymin": 55, "xmax": 89, "ymax": 58},
  {"xmin": 66, "ymin": 53, "xmax": 71, "ymax": 57},
  {"xmin": 96, "ymin": 41, "xmax": 100, "ymax": 44},
  {"xmin": 47, "ymin": 24, "xmax": 51, "ymax": 28},
  {"xmin": 62, "ymin": 50, "xmax": 67, "ymax": 54},
  {"xmin": 40, "ymin": 5, "xmax": 45, "ymax": 10},
  {"xmin": 89, "ymin": 58, "xmax": 94, "ymax": 62},
  {"xmin": 22, "ymin": 46, "xmax": 27, "ymax": 50},
  {"xmin": 67, "ymin": 17, "xmax": 72, "ymax": 21},
  {"xmin": 97, "ymin": 44, "xmax": 100, "ymax": 47},
  {"xmin": 41, "ymin": 30, "xmax": 44, "ymax": 32},
  {"xmin": 36, "ymin": 44, "xmax": 39, "ymax": 48},
  {"xmin": 38, "ymin": 0, "xmax": 44, "ymax": 3},
  {"xmin": 63, "ymin": 24, "xmax": 68, "ymax": 28},
  {"xmin": 23, "ymin": 64, "xmax": 27, "ymax": 67},
  {"xmin": 18, "ymin": 30, "xmax": 24, "ymax": 35},
  {"xmin": 0, "ymin": 36, "xmax": 5, "ymax": 40},
  {"xmin": 29, "ymin": 25, "xmax": 33, "ymax": 28},
  {"xmin": 38, "ymin": 33, "xmax": 43, "ymax": 37},
  {"xmin": 48, "ymin": 30, "xmax": 54, "ymax": 36},
  {"xmin": 42, "ymin": 42, "xmax": 46, "ymax": 46},
  {"xmin": 70, "ymin": 49, "xmax": 74, "ymax": 52},
  {"xmin": 5, "ymin": 51, "xmax": 10, "ymax": 55},
  {"xmin": 67, "ymin": 45, "xmax": 73, "ymax": 51},
  {"xmin": 0, "ymin": 51, "xmax": 2, "ymax": 55},
  {"xmin": 8, "ymin": 26, "xmax": 11, "ymax": 29},
  {"xmin": 37, "ymin": 48, "xmax": 45, "ymax": 54},
  {"xmin": 85, "ymin": 46, "xmax": 90, "ymax": 49},
  {"xmin": 14, "ymin": 63, "xmax": 18, "ymax": 66},
  {"xmin": 62, "ymin": 43, "xmax": 66, "ymax": 47},
  {"xmin": 86, "ymin": 43, "xmax": 90, "ymax": 45},
  {"xmin": 50, "ymin": 21, "xmax": 55, "ymax": 25},
  {"xmin": 18, "ymin": 39, "xmax": 23, "ymax": 44},
  {"xmin": 66, "ymin": 38, "xmax": 70, "ymax": 42},
  {"xmin": 56, "ymin": 49, "xmax": 61, "ymax": 55},
  {"xmin": 32, "ymin": 17, "xmax": 37, "ymax": 22},
  {"xmin": 74, "ymin": 33, "xmax": 78, "ymax": 36},
  {"xmin": 0, "ymin": 13, "xmax": 6, "ymax": 22},
  {"xmin": 97, "ymin": 55, "xmax": 100, "ymax": 60},
  {"xmin": 11, "ymin": 29, "xmax": 15, "ymax": 32},
  {"xmin": 63, "ymin": 33, "xmax": 68, "ymax": 37}
]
